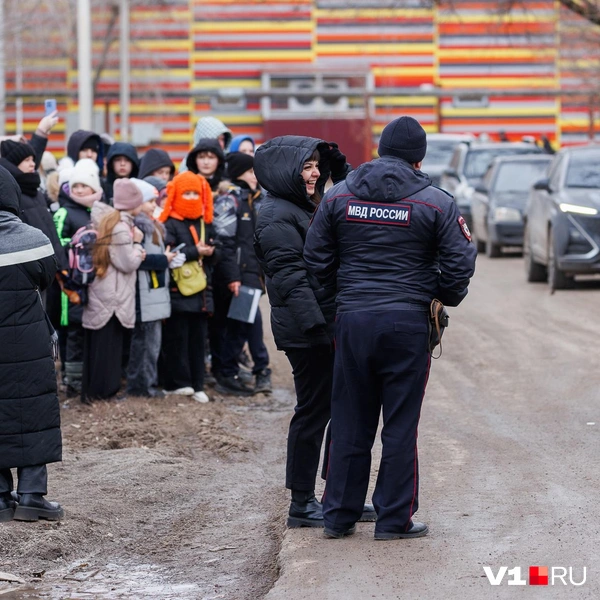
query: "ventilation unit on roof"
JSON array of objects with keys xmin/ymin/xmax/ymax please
[{"xmin": 288, "ymin": 79, "xmax": 349, "ymax": 113}]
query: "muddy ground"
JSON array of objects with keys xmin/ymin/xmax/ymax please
[{"xmin": 0, "ymin": 314, "xmax": 293, "ymax": 600}]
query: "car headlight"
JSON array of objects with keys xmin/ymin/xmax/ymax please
[
  {"xmin": 559, "ymin": 203, "xmax": 598, "ymax": 216},
  {"xmin": 493, "ymin": 207, "xmax": 521, "ymax": 222}
]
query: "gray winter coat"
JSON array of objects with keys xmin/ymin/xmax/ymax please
[{"xmin": 134, "ymin": 213, "xmax": 171, "ymax": 322}]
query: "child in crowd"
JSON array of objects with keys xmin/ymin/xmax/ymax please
[
  {"xmin": 213, "ymin": 152, "xmax": 271, "ymax": 396},
  {"xmin": 103, "ymin": 142, "xmax": 140, "ymax": 203},
  {"xmin": 126, "ymin": 178, "xmax": 178, "ymax": 398},
  {"xmin": 159, "ymin": 172, "xmax": 217, "ymax": 403},
  {"xmin": 139, "ymin": 148, "xmax": 175, "ymax": 182},
  {"xmin": 185, "ymin": 139, "xmax": 226, "ymax": 193},
  {"xmin": 54, "ymin": 159, "xmax": 104, "ymax": 396},
  {"xmin": 81, "ymin": 179, "xmax": 145, "ymax": 403},
  {"xmin": 66, "ymin": 131, "xmax": 104, "ymax": 173},
  {"xmin": 229, "ymin": 135, "xmax": 255, "ymax": 156}
]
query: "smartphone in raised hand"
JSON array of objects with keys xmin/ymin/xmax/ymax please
[{"xmin": 44, "ymin": 99, "xmax": 57, "ymax": 116}]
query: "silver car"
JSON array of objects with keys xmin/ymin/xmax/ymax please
[{"xmin": 524, "ymin": 145, "xmax": 600, "ymax": 289}]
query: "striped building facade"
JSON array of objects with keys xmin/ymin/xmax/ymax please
[{"xmin": 3, "ymin": 0, "xmax": 600, "ymax": 161}]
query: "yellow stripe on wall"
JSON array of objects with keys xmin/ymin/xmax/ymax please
[
  {"xmin": 193, "ymin": 21, "xmax": 313, "ymax": 32},
  {"xmin": 441, "ymin": 77, "xmax": 558, "ymax": 88}
]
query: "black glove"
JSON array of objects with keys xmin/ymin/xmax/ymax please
[{"xmin": 324, "ymin": 142, "xmax": 347, "ymax": 178}]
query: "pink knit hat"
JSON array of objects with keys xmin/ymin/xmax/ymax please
[{"xmin": 113, "ymin": 178, "xmax": 143, "ymax": 211}]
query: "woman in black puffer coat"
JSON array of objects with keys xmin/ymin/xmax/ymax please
[
  {"xmin": 253, "ymin": 135, "xmax": 350, "ymax": 528},
  {"xmin": 0, "ymin": 165, "xmax": 64, "ymax": 522}
]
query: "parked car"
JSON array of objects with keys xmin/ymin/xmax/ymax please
[
  {"xmin": 524, "ymin": 145, "xmax": 600, "ymax": 289},
  {"xmin": 440, "ymin": 142, "xmax": 543, "ymax": 228},
  {"xmin": 470, "ymin": 154, "xmax": 552, "ymax": 257},
  {"xmin": 422, "ymin": 133, "xmax": 474, "ymax": 186}
]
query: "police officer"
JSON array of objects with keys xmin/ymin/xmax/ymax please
[{"xmin": 304, "ymin": 116, "xmax": 477, "ymax": 540}]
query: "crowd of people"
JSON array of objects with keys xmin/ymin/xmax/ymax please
[
  {"xmin": 1, "ymin": 112, "xmax": 475, "ymax": 541},
  {"xmin": 3, "ymin": 113, "xmax": 273, "ymax": 406}
]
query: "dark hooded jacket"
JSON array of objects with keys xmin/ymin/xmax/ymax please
[
  {"xmin": 66, "ymin": 130, "xmax": 104, "ymax": 172},
  {"xmin": 186, "ymin": 139, "xmax": 226, "ymax": 192},
  {"xmin": 0, "ymin": 166, "xmax": 62, "ymax": 470},
  {"xmin": 0, "ymin": 154, "xmax": 66, "ymax": 271},
  {"xmin": 253, "ymin": 135, "xmax": 345, "ymax": 349},
  {"xmin": 103, "ymin": 142, "xmax": 140, "ymax": 202},
  {"xmin": 138, "ymin": 148, "xmax": 175, "ymax": 180},
  {"xmin": 53, "ymin": 184, "xmax": 93, "ymax": 325},
  {"xmin": 304, "ymin": 156, "xmax": 477, "ymax": 310}
]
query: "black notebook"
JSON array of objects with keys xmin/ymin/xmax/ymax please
[{"xmin": 227, "ymin": 285, "xmax": 262, "ymax": 324}]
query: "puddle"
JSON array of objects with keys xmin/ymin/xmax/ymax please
[{"xmin": 0, "ymin": 562, "xmax": 213, "ymax": 600}]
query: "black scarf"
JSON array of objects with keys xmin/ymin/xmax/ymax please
[{"xmin": 0, "ymin": 157, "xmax": 41, "ymax": 197}]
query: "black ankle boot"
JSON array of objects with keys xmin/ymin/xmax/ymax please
[
  {"xmin": 0, "ymin": 492, "xmax": 15, "ymax": 523},
  {"xmin": 13, "ymin": 493, "xmax": 64, "ymax": 522},
  {"xmin": 288, "ymin": 490, "xmax": 323, "ymax": 528}
]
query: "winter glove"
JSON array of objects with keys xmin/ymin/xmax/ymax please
[
  {"xmin": 37, "ymin": 112, "xmax": 59, "ymax": 136},
  {"xmin": 169, "ymin": 253, "xmax": 186, "ymax": 269},
  {"xmin": 325, "ymin": 142, "xmax": 348, "ymax": 178}
]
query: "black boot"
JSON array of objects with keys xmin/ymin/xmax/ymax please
[
  {"xmin": 288, "ymin": 490, "xmax": 324, "ymax": 528},
  {"xmin": 13, "ymin": 494, "xmax": 64, "ymax": 522},
  {"xmin": 215, "ymin": 375, "xmax": 254, "ymax": 397},
  {"xmin": 0, "ymin": 492, "xmax": 16, "ymax": 523},
  {"xmin": 254, "ymin": 368, "xmax": 272, "ymax": 394}
]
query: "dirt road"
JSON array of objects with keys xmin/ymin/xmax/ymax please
[
  {"xmin": 267, "ymin": 255, "xmax": 600, "ymax": 599},
  {"xmin": 0, "ymin": 298, "xmax": 293, "ymax": 599}
]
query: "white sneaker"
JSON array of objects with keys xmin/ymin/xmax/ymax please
[
  {"xmin": 164, "ymin": 387, "xmax": 194, "ymax": 396},
  {"xmin": 192, "ymin": 391, "xmax": 209, "ymax": 403}
]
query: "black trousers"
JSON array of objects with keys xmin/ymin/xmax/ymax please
[
  {"xmin": 323, "ymin": 310, "xmax": 430, "ymax": 534},
  {"xmin": 208, "ymin": 285, "xmax": 230, "ymax": 376},
  {"xmin": 0, "ymin": 465, "xmax": 48, "ymax": 494},
  {"xmin": 284, "ymin": 346, "xmax": 334, "ymax": 491},
  {"xmin": 163, "ymin": 312, "xmax": 207, "ymax": 392},
  {"xmin": 81, "ymin": 315, "xmax": 125, "ymax": 402},
  {"xmin": 221, "ymin": 307, "xmax": 269, "ymax": 376}
]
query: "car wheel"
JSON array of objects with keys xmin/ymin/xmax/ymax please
[
  {"xmin": 485, "ymin": 231, "xmax": 502, "ymax": 258},
  {"xmin": 523, "ymin": 226, "xmax": 547, "ymax": 282},
  {"xmin": 548, "ymin": 228, "xmax": 574, "ymax": 290}
]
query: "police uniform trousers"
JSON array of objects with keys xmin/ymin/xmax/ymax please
[
  {"xmin": 323, "ymin": 309, "xmax": 431, "ymax": 534},
  {"xmin": 284, "ymin": 345, "xmax": 333, "ymax": 491}
]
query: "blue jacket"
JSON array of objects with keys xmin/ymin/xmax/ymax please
[{"xmin": 304, "ymin": 156, "xmax": 477, "ymax": 312}]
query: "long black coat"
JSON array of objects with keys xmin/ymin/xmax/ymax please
[
  {"xmin": 253, "ymin": 136, "xmax": 344, "ymax": 350},
  {"xmin": 0, "ymin": 168, "xmax": 62, "ymax": 469}
]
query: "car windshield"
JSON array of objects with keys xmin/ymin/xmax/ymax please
[
  {"xmin": 565, "ymin": 155, "xmax": 600, "ymax": 188},
  {"xmin": 424, "ymin": 141, "xmax": 459, "ymax": 167},
  {"xmin": 464, "ymin": 147, "xmax": 539, "ymax": 180},
  {"xmin": 494, "ymin": 161, "xmax": 550, "ymax": 193}
]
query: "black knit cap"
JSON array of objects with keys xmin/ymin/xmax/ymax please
[
  {"xmin": 0, "ymin": 140, "xmax": 35, "ymax": 166},
  {"xmin": 226, "ymin": 151, "xmax": 254, "ymax": 181},
  {"xmin": 378, "ymin": 116, "xmax": 427, "ymax": 164}
]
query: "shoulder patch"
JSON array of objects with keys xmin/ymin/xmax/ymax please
[
  {"xmin": 458, "ymin": 215, "xmax": 472, "ymax": 242},
  {"xmin": 346, "ymin": 200, "xmax": 411, "ymax": 226},
  {"xmin": 432, "ymin": 185, "xmax": 454, "ymax": 199}
]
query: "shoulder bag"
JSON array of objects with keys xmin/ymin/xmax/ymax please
[{"xmin": 171, "ymin": 221, "xmax": 207, "ymax": 296}]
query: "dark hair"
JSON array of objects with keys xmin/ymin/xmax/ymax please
[{"xmin": 303, "ymin": 149, "xmax": 321, "ymax": 203}]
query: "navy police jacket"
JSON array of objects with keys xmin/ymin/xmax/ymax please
[{"xmin": 304, "ymin": 156, "xmax": 477, "ymax": 312}]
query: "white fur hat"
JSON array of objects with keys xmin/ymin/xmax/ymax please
[
  {"xmin": 70, "ymin": 158, "xmax": 102, "ymax": 193},
  {"xmin": 130, "ymin": 177, "xmax": 159, "ymax": 203}
]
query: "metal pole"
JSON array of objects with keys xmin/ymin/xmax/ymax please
[
  {"xmin": 119, "ymin": 0, "xmax": 130, "ymax": 142},
  {"xmin": 78, "ymin": 0, "xmax": 93, "ymax": 130},
  {"xmin": 15, "ymin": 29, "xmax": 22, "ymax": 135},
  {"xmin": 0, "ymin": 0, "xmax": 5, "ymax": 136}
]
